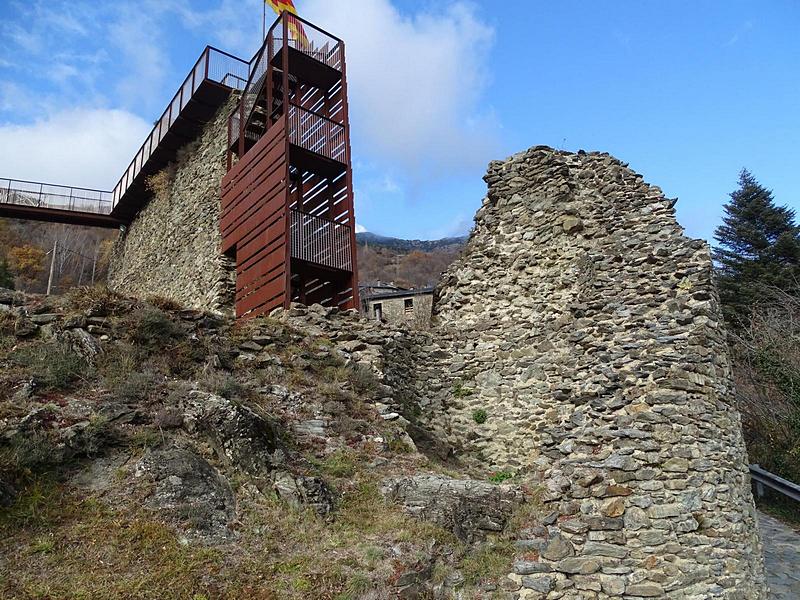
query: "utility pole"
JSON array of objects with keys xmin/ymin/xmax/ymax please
[
  {"xmin": 46, "ymin": 238, "xmax": 57, "ymax": 296},
  {"xmin": 91, "ymin": 242, "xmax": 99, "ymax": 285}
]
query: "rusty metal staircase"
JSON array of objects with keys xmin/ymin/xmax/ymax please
[{"xmin": 221, "ymin": 12, "xmax": 358, "ymax": 319}]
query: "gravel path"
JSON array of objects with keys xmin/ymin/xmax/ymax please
[{"xmin": 759, "ymin": 511, "xmax": 800, "ymax": 599}]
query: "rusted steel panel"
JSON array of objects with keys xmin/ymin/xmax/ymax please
[
  {"xmin": 236, "ymin": 272, "xmax": 286, "ymax": 317},
  {"xmin": 221, "ymin": 159, "xmax": 285, "ymax": 238},
  {"xmin": 222, "ymin": 114, "xmax": 290, "ymax": 319},
  {"xmin": 236, "ymin": 217, "xmax": 286, "ymax": 267}
]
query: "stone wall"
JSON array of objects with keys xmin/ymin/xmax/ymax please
[
  {"xmin": 430, "ymin": 146, "xmax": 767, "ymax": 598},
  {"xmin": 107, "ymin": 99, "xmax": 235, "ymax": 313}
]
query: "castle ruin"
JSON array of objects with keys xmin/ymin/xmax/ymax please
[{"xmin": 0, "ymin": 12, "xmax": 769, "ymax": 599}]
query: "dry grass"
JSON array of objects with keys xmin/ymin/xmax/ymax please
[
  {"xmin": 0, "ymin": 470, "xmax": 467, "ymax": 600},
  {"xmin": 144, "ymin": 167, "xmax": 175, "ymax": 200},
  {"xmin": 67, "ymin": 286, "xmax": 128, "ymax": 316}
]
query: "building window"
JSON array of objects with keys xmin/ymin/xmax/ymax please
[
  {"xmin": 373, "ymin": 303, "xmax": 382, "ymax": 321},
  {"xmin": 404, "ymin": 298, "xmax": 413, "ymax": 314}
]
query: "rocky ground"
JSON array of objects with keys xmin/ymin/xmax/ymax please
[{"xmin": 0, "ymin": 287, "xmax": 543, "ymax": 600}]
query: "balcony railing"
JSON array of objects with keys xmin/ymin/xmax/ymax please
[
  {"xmin": 0, "ymin": 178, "xmax": 112, "ymax": 214},
  {"xmin": 288, "ymin": 104, "xmax": 346, "ymax": 162},
  {"xmin": 290, "ymin": 209, "xmax": 352, "ymax": 271},
  {"xmin": 231, "ymin": 12, "xmax": 345, "ymax": 158},
  {"xmin": 112, "ymin": 46, "xmax": 249, "ymax": 208},
  {"xmin": 273, "ymin": 12, "xmax": 343, "ymax": 71}
]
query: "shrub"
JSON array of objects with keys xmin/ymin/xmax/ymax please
[
  {"xmin": 0, "ymin": 430, "xmax": 61, "ymax": 480},
  {"xmin": 488, "ymin": 471, "xmax": 514, "ymax": 483},
  {"xmin": 10, "ymin": 341, "xmax": 88, "ymax": 390},
  {"xmin": 124, "ymin": 307, "xmax": 186, "ymax": 348},
  {"xmin": 109, "ymin": 370, "xmax": 158, "ymax": 403},
  {"xmin": 732, "ymin": 287, "xmax": 800, "ymax": 484},
  {"xmin": 200, "ymin": 369, "xmax": 244, "ymax": 400},
  {"xmin": 145, "ymin": 167, "xmax": 175, "ymax": 200},
  {"xmin": 472, "ymin": 409, "xmax": 488, "ymax": 424},
  {"xmin": 67, "ymin": 286, "xmax": 127, "ymax": 316},
  {"xmin": 347, "ymin": 364, "xmax": 380, "ymax": 398}
]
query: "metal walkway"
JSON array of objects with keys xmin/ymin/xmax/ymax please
[{"xmin": 0, "ymin": 46, "xmax": 249, "ymax": 228}]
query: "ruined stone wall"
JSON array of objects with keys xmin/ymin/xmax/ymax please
[
  {"xmin": 431, "ymin": 146, "xmax": 766, "ymax": 598},
  {"xmin": 107, "ymin": 99, "xmax": 235, "ymax": 313}
]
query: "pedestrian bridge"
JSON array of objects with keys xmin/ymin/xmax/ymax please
[{"xmin": 0, "ymin": 46, "xmax": 249, "ymax": 228}]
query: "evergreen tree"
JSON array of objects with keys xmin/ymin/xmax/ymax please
[{"xmin": 714, "ymin": 169, "xmax": 800, "ymax": 324}]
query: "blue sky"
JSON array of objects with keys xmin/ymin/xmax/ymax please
[{"xmin": 1, "ymin": 1, "xmax": 798, "ymax": 241}]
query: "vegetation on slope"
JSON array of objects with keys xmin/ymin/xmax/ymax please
[{"xmin": 0, "ymin": 287, "xmax": 540, "ymax": 599}]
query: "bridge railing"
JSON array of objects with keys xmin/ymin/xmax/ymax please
[
  {"xmin": 750, "ymin": 464, "xmax": 800, "ymax": 503},
  {"xmin": 0, "ymin": 178, "xmax": 113, "ymax": 214}
]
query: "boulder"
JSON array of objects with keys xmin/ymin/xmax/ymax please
[
  {"xmin": 382, "ymin": 475, "xmax": 522, "ymax": 542},
  {"xmin": 57, "ymin": 328, "xmax": 102, "ymax": 363},
  {"xmin": 183, "ymin": 391, "xmax": 284, "ymax": 479},
  {"xmin": 134, "ymin": 447, "xmax": 235, "ymax": 539},
  {"xmin": 404, "ymin": 422, "xmax": 452, "ymax": 462},
  {"xmin": 273, "ymin": 471, "xmax": 335, "ymax": 517}
]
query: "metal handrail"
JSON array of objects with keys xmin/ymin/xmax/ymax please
[
  {"xmin": 231, "ymin": 11, "xmax": 345, "ymax": 157},
  {"xmin": 287, "ymin": 103, "xmax": 346, "ymax": 162},
  {"xmin": 111, "ymin": 46, "xmax": 249, "ymax": 208},
  {"xmin": 0, "ymin": 177, "xmax": 113, "ymax": 214},
  {"xmin": 289, "ymin": 208, "xmax": 352, "ymax": 271},
  {"xmin": 750, "ymin": 464, "xmax": 800, "ymax": 503}
]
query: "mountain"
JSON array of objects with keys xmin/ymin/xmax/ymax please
[
  {"xmin": 356, "ymin": 232, "xmax": 466, "ymax": 289},
  {"xmin": 356, "ymin": 232, "xmax": 467, "ymax": 252}
]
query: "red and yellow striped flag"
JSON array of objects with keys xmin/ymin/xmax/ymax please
[{"xmin": 265, "ymin": 0, "xmax": 309, "ymax": 48}]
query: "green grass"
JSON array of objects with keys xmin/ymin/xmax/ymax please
[
  {"xmin": 472, "ymin": 408, "xmax": 488, "ymax": 424},
  {"xmin": 488, "ymin": 471, "xmax": 514, "ymax": 483}
]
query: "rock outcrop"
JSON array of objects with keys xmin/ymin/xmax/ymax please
[
  {"xmin": 382, "ymin": 475, "xmax": 522, "ymax": 543},
  {"xmin": 134, "ymin": 447, "xmax": 236, "ymax": 539}
]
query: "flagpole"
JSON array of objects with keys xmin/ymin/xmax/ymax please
[{"xmin": 262, "ymin": 2, "xmax": 266, "ymax": 41}]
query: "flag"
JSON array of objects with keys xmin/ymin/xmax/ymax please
[{"xmin": 265, "ymin": 0, "xmax": 310, "ymax": 48}]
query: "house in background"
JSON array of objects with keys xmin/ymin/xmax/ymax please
[{"xmin": 360, "ymin": 285, "xmax": 434, "ymax": 326}]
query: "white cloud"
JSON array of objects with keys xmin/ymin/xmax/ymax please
[
  {"xmin": 107, "ymin": 8, "xmax": 170, "ymax": 112},
  {"xmin": 302, "ymin": 0, "xmax": 499, "ymax": 178},
  {"xmin": 0, "ymin": 108, "xmax": 151, "ymax": 190},
  {"xmin": 355, "ymin": 223, "xmax": 367, "ymax": 233}
]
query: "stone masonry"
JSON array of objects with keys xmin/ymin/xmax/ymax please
[
  {"xmin": 106, "ymin": 125, "xmax": 769, "ymax": 596},
  {"xmin": 107, "ymin": 99, "xmax": 236, "ymax": 313},
  {"xmin": 429, "ymin": 146, "xmax": 767, "ymax": 598}
]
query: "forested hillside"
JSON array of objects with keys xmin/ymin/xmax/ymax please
[
  {"xmin": 356, "ymin": 232, "xmax": 464, "ymax": 289},
  {"xmin": 0, "ymin": 219, "xmax": 114, "ymax": 294}
]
